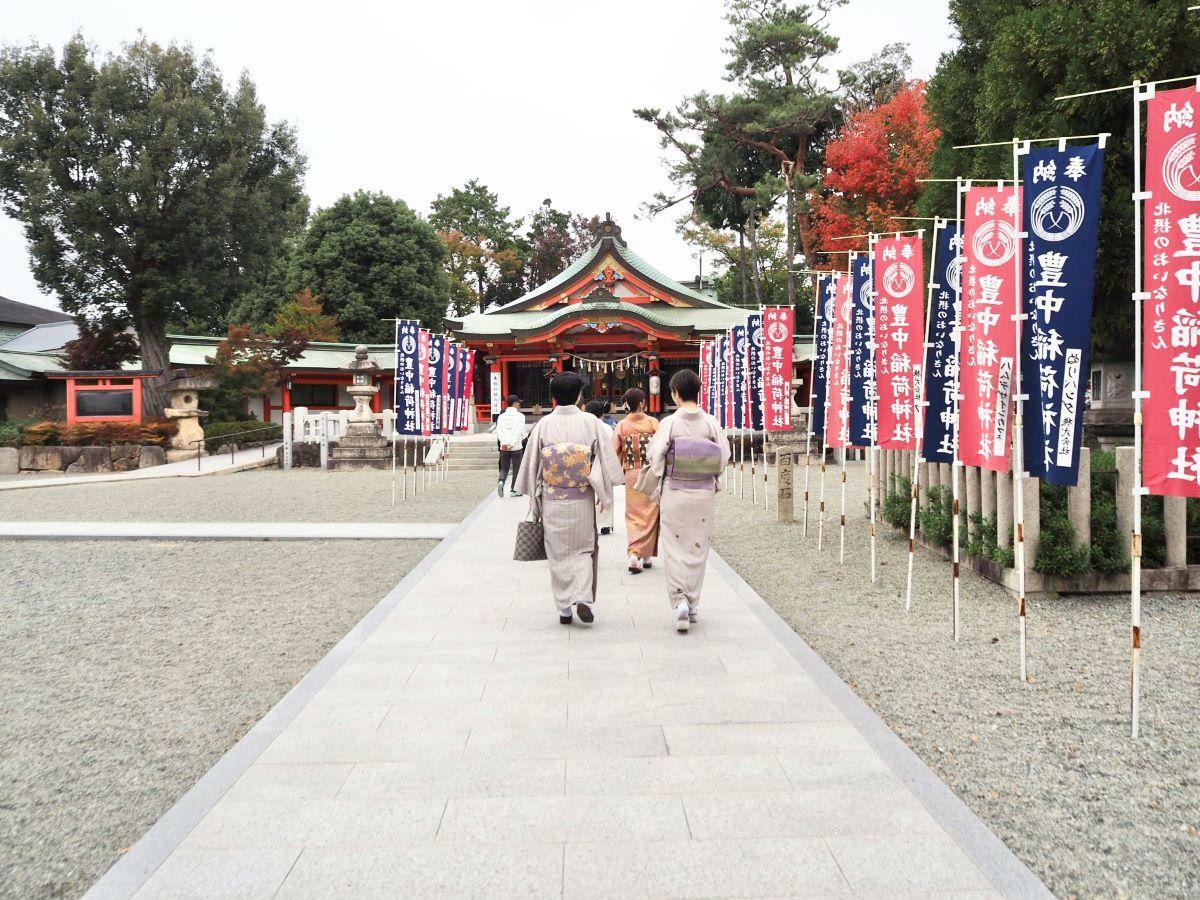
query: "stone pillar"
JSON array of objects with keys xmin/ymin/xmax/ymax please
[
  {"xmin": 1067, "ymin": 447, "xmax": 1091, "ymax": 550},
  {"xmin": 1021, "ymin": 473, "xmax": 1040, "ymax": 566},
  {"xmin": 919, "ymin": 458, "xmax": 932, "ymax": 513},
  {"xmin": 965, "ymin": 465, "xmax": 981, "ymax": 542},
  {"xmin": 319, "ymin": 412, "xmax": 330, "ymax": 470},
  {"xmin": 938, "ymin": 463, "xmax": 952, "ymax": 496},
  {"xmin": 282, "ymin": 411, "xmax": 294, "ymax": 471},
  {"xmin": 980, "ymin": 467, "xmax": 996, "ymax": 527},
  {"xmin": 1115, "ymin": 446, "xmax": 1135, "ymax": 560},
  {"xmin": 1165, "ymin": 496, "xmax": 1187, "ymax": 567},
  {"xmin": 777, "ymin": 451, "xmax": 794, "ymax": 523},
  {"xmin": 996, "ymin": 468, "xmax": 1013, "ymax": 549}
]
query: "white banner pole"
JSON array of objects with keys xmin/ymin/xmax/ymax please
[
  {"xmin": 1130, "ymin": 80, "xmax": 1150, "ymax": 737},
  {"xmin": 867, "ymin": 236, "xmax": 879, "ymax": 583},
  {"xmin": 1011, "ymin": 142, "xmax": 1031, "ymax": 682},
  {"xmin": 802, "ymin": 276, "xmax": 819, "ymax": 535}
]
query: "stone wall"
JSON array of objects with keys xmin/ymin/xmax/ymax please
[{"xmin": 17, "ymin": 444, "xmax": 166, "ymax": 473}]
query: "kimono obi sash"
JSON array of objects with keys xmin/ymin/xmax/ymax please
[
  {"xmin": 621, "ymin": 431, "xmax": 653, "ymax": 471},
  {"xmin": 540, "ymin": 442, "xmax": 593, "ymax": 500},
  {"xmin": 666, "ymin": 436, "xmax": 723, "ymax": 491}
]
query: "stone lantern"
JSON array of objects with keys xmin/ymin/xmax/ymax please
[
  {"xmin": 329, "ymin": 345, "xmax": 391, "ymax": 469},
  {"xmin": 163, "ymin": 371, "xmax": 217, "ymax": 461}
]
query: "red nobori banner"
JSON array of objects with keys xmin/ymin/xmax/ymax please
[
  {"xmin": 826, "ymin": 277, "xmax": 853, "ymax": 448},
  {"xmin": 417, "ymin": 328, "xmax": 432, "ymax": 436},
  {"xmin": 874, "ymin": 235, "xmax": 924, "ymax": 450},
  {"xmin": 957, "ymin": 184, "xmax": 1022, "ymax": 471},
  {"xmin": 761, "ymin": 306, "xmax": 794, "ymax": 431},
  {"xmin": 1144, "ymin": 85, "xmax": 1200, "ymax": 497},
  {"xmin": 698, "ymin": 340, "xmax": 710, "ymax": 412}
]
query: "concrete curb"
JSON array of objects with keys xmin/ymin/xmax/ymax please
[
  {"xmin": 708, "ymin": 549, "xmax": 1053, "ymax": 900},
  {"xmin": 82, "ymin": 490, "xmax": 498, "ymax": 900}
]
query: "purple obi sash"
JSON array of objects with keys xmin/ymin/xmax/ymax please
[
  {"xmin": 666, "ymin": 436, "xmax": 723, "ymax": 491},
  {"xmin": 541, "ymin": 442, "xmax": 593, "ymax": 500}
]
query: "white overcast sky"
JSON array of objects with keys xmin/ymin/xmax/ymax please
[{"xmin": 1, "ymin": 0, "xmax": 955, "ymax": 314}]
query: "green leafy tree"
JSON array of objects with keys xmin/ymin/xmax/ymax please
[
  {"xmin": 265, "ymin": 288, "xmax": 339, "ymax": 342},
  {"xmin": 238, "ymin": 191, "xmax": 450, "ymax": 343},
  {"xmin": 204, "ymin": 323, "xmax": 308, "ymax": 421},
  {"xmin": 430, "ymin": 179, "xmax": 524, "ymax": 313},
  {"xmin": 918, "ymin": 0, "xmax": 1200, "ymax": 347},
  {"xmin": 0, "ymin": 34, "xmax": 307, "ymax": 415}
]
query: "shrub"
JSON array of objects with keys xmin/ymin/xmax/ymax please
[
  {"xmin": 1034, "ymin": 483, "xmax": 1092, "ymax": 577},
  {"xmin": 919, "ymin": 485, "xmax": 953, "ymax": 547},
  {"xmin": 992, "ymin": 545, "xmax": 1015, "ymax": 568},
  {"xmin": 883, "ymin": 476, "xmax": 911, "ymax": 529},
  {"xmin": 0, "ymin": 421, "xmax": 24, "ymax": 447},
  {"xmin": 4, "ymin": 418, "xmax": 177, "ymax": 448},
  {"xmin": 19, "ymin": 421, "xmax": 59, "ymax": 445},
  {"xmin": 203, "ymin": 419, "xmax": 282, "ymax": 452}
]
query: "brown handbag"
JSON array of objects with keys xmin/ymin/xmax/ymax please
[{"xmin": 513, "ymin": 514, "xmax": 548, "ymax": 561}]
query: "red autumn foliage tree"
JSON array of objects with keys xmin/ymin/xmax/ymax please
[{"xmin": 809, "ymin": 82, "xmax": 939, "ymax": 261}]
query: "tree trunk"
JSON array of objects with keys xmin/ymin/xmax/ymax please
[
  {"xmin": 785, "ymin": 173, "xmax": 797, "ymax": 309},
  {"xmin": 135, "ymin": 315, "xmax": 171, "ymax": 418},
  {"xmin": 738, "ymin": 229, "xmax": 749, "ymax": 306},
  {"xmin": 746, "ymin": 209, "xmax": 765, "ymax": 307}
]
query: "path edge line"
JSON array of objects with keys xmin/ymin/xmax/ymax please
[
  {"xmin": 708, "ymin": 549, "xmax": 1053, "ymax": 900},
  {"xmin": 82, "ymin": 490, "xmax": 498, "ymax": 900}
]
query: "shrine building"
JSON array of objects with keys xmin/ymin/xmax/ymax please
[{"xmin": 447, "ymin": 215, "xmax": 749, "ymax": 419}]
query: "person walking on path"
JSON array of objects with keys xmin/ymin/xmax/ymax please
[
  {"xmin": 612, "ymin": 387, "xmax": 659, "ymax": 574},
  {"xmin": 492, "ymin": 395, "xmax": 527, "ymax": 498},
  {"xmin": 646, "ymin": 368, "xmax": 729, "ymax": 632},
  {"xmin": 585, "ymin": 399, "xmax": 616, "ymax": 535},
  {"xmin": 515, "ymin": 373, "xmax": 623, "ymax": 626}
]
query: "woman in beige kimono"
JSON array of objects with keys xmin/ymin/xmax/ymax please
[
  {"xmin": 515, "ymin": 372, "xmax": 624, "ymax": 625},
  {"xmin": 646, "ymin": 368, "xmax": 729, "ymax": 632},
  {"xmin": 612, "ymin": 388, "xmax": 659, "ymax": 574}
]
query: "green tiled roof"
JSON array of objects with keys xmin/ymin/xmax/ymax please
[
  {"xmin": 0, "ymin": 349, "xmax": 66, "ymax": 379},
  {"xmin": 165, "ymin": 336, "xmax": 398, "ymax": 371}
]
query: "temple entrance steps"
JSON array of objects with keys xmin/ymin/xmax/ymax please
[{"xmin": 446, "ymin": 438, "xmax": 499, "ymax": 471}]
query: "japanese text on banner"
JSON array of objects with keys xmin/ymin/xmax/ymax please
[
  {"xmin": 747, "ymin": 313, "xmax": 765, "ymax": 430},
  {"xmin": 849, "ymin": 257, "xmax": 877, "ymax": 447},
  {"xmin": 811, "ymin": 275, "xmax": 835, "ymax": 438},
  {"xmin": 874, "ymin": 236, "xmax": 924, "ymax": 450},
  {"xmin": 958, "ymin": 184, "xmax": 1022, "ymax": 471},
  {"xmin": 1144, "ymin": 86, "xmax": 1200, "ymax": 497},
  {"xmin": 394, "ymin": 320, "xmax": 422, "ymax": 436},
  {"xmin": 826, "ymin": 277, "xmax": 853, "ymax": 449},
  {"xmin": 762, "ymin": 306, "xmax": 794, "ymax": 432},
  {"xmin": 731, "ymin": 325, "xmax": 747, "ymax": 430},
  {"xmin": 1020, "ymin": 143, "xmax": 1104, "ymax": 486},
  {"xmin": 923, "ymin": 224, "xmax": 963, "ymax": 463}
]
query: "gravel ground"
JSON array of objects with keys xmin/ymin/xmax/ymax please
[
  {"xmin": 0, "ymin": 472, "xmax": 490, "ymax": 899},
  {"xmin": 0, "ymin": 468, "xmax": 493, "ymax": 523},
  {"xmin": 712, "ymin": 459, "xmax": 1200, "ymax": 899}
]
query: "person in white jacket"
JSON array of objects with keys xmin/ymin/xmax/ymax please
[{"xmin": 492, "ymin": 395, "xmax": 527, "ymax": 498}]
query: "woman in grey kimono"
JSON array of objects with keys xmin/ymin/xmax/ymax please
[
  {"xmin": 515, "ymin": 373, "xmax": 624, "ymax": 625},
  {"xmin": 646, "ymin": 368, "xmax": 729, "ymax": 632}
]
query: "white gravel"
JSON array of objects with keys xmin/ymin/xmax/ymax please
[
  {"xmin": 0, "ymin": 468, "xmax": 493, "ymax": 523},
  {"xmin": 0, "ymin": 472, "xmax": 491, "ymax": 900},
  {"xmin": 711, "ymin": 458, "xmax": 1200, "ymax": 899}
]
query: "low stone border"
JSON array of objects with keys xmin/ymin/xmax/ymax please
[{"xmin": 14, "ymin": 444, "xmax": 166, "ymax": 474}]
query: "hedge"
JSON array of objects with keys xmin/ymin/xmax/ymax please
[{"xmin": 1, "ymin": 419, "xmax": 177, "ymax": 448}]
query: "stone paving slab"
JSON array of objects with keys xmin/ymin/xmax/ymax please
[
  {"xmin": 0, "ymin": 521, "xmax": 454, "ymax": 540},
  {"xmin": 86, "ymin": 489, "xmax": 1050, "ymax": 899}
]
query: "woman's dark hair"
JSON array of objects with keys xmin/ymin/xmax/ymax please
[
  {"xmin": 622, "ymin": 388, "xmax": 646, "ymax": 411},
  {"xmin": 584, "ymin": 399, "xmax": 607, "ymax": 418},
  {"xmin": 505, "ymin": 394, "xmax": 521, "ymax": 407},
  {"xmin": 669, "ymin": 368, "xmax": 701, "ymax": 402},
  {"xmin": 549, "ymin": 371, "xmax": 585, "ymax": 406}
]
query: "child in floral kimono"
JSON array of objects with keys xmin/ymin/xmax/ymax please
[
  {"xmin": 515, "ymin": 373, "xmax": 624, "ymax": 625},
  {"xmin": 646, "ymin": 368, "xmax": 729, "ymax": 632}
]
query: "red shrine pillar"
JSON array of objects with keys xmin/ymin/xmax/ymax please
[
  {"xmin": 371, "ymin": 379, "xmax": 383, "ymax": 414},
  {"xmin": 647, "ymin": 355, "xmax": 662, "ymax": 414},
  {"xmin": 282, "ymin": 382, "xmax": 293, "ymax": 414}
]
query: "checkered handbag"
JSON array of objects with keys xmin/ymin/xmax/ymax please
[{"xmin": 513, "ymin": 515, "xmax": 548, "ymax": 562}]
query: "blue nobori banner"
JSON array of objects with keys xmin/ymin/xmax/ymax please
[
  {"xmin": 731, "ymin": 324, "xmax": 747, "ymax": 430},
  {"xmin": 923, "ymin": 223, "xmax": 963, "ymax": 463},
  {"xmin": 716, "ymin": 333, "xmax": 729, "ymax": 429},
  {"xmin": 428, "ymin": 336, "xmax": 445, "ymax": 435},
  {"xmin": 1020, "ymin": 143, "xmax": 1104, "ymax": 486},
  {"xmin": 394, "ymin": 319, "xmax": 422, "ymax": 436},
  {"xmin": 746, "ymin": 313, "xmax": 765, "ymax": 431},
  {"xmin": 849, "ymin": 254, "xmax": 877, "ymax": 447},
  {"xmin": 810, "ymin": 274, "xmax": 835, "ymax": 438}
]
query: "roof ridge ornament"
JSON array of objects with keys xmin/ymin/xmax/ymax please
[{"xmin": 599, "ymin": 212, "xmax": 626, "ymax": 247}]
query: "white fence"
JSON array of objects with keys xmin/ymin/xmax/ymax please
[{"xmin": 290, "ymin": 407, "xmax": 397, "ymax": 443}]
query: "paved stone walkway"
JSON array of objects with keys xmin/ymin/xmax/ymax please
[
  {"xmin": 0, "ymin": 443, "xmax": 279, "ymax": 492},
  {"xmin": 88, "ymin": 490, "xmax": 1047, "ymax": 899}
]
